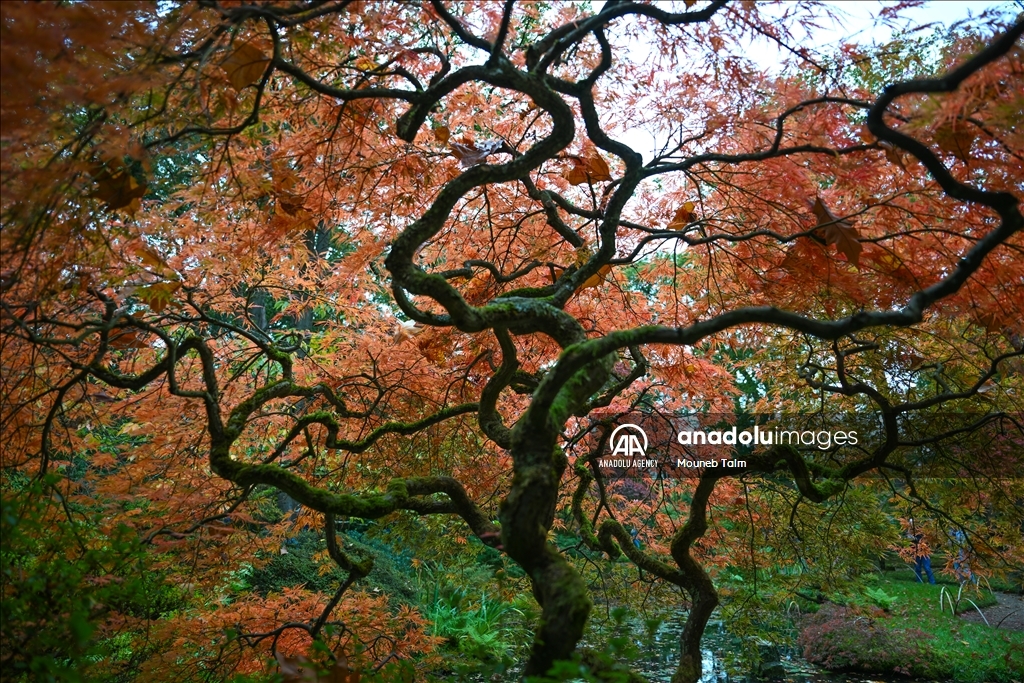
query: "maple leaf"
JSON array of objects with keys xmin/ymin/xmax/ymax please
[
  {"xmin": 393, "ymin": 319, "xmax": 423, "ymax": 343},
  {"xmin": 135, "ymin": 246, "xmax": 166, "ymax": 271},
  {"xmin": 811, "ymin": 197, "xmax": 862, "ymax": 267},
  {"xmin": 271, "ymin": 163, "xmax": 308, "ymax": 215},
  {"xmin": 449, "ymin": 139, "xmax": 502, "ymax": 168},
  {"xmin": 878, "ymin": 140, "xmax": 908, "ymax": 172},
  {"xmin": 564, "ymin": 159, "xmax": 589, "ymax": 185},
  {"xmin": 975, "ymin": 310, "xmax": 1008, "ymax": 333},
  {"xmin": 433, "ymin": 125, "xmax": 451, "ymax": 143},
  {"xmin": 584, "ymin": 153, "xmax": 612, "ymax": 181},
  {"xmin": 108, "ymin": 329, "xmax": 149, "ymax": 349},
  {"xmin": 353, "ymin": 56, "xmax": 377, "ymax": 71},
  {"xmin": 934, "ymin": 120, "xmax": 976, "ymax": 162},
  {"xmin": 278, "ymin": 196, "xmax": 307, "ymax": 216},
  {"xmin": 563, "ymin": 152, "xmax": 612, "ymax": 185},
  {"xmin": 668, "ymin": 201, "xmax": 697, "ymax": 229},
  {"xmin": 137, "ymin": 280, "xmax": 182, "ymax": 313},
  {"xmin": 89, "ymin": 164, "xmax": 147, "ymax": 213},
  {"xmin": 132, "ymin": 244, "xmax": 180, "ymax": 279},
  {"xmin": 581, "ymin": 264, "xmax": 612, "ymax": 289},
  {"xmin": 222, "ymin": 42, "xmax": 270, "ymax": 91}
]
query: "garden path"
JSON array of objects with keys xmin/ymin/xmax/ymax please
[{"xmin": 960, "ymin": 591, "xmax": 1024, "ymax": 631}]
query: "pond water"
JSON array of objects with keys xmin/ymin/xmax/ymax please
[{"xmin": 631, "ymin": 618, "xmax": 912, "ymax": 683}]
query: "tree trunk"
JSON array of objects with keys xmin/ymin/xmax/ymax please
[
  {"xmin": 501, "ymin": 459, "xmax": 592, "ymax": 677},
  {"xmin": 671, "ymin": 576, "xmax": 718, "ymax": 683},
  {"xmin": 671, "ymin": 475, "xmax": 720, "ymax": 683}
]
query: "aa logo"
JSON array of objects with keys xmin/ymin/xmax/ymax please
[{"xmin": 609, "ymin": 423, "xmax": 648, "ymax": 457}]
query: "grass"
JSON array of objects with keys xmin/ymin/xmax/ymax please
[
  {"xmin": 880, "ymin": 574, "xmax": 1020, "ymax": 676},
  {"xmin": 800, "ymin": 570, "xmax": 1024, "ymax": 683}
]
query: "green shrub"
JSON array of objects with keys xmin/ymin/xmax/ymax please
[
  {"xmin": 1, "ymin": 477, "xmax": 155, "ymax": 682},
  {"xmin": 863, "ymin": 586, "xmax": 897, "ymax": 611},
  {"xmin": 247, "ymin": 526, "xmax": 418, "ymax": 605},
  {"xmin": 423, "ymin": 581, "xmax": 526, "ymax": 661}
]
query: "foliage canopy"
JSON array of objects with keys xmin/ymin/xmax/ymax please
[{"xmin": 2, "ymin": 2, "xmax": 1023, "ymax": 681}]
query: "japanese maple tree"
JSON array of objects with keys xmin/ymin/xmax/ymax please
[{"xmin": 2, "ymin": 2, "xmax": 1023, "ymax": 681}]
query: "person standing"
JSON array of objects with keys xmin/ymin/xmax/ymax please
[
  {"xmin": 909, "ymin": 518, "xmax": 936, "ymax": 584},
  {"xmin": 950, "ymin": 528, "xmax": 978, "ymax": 585}
]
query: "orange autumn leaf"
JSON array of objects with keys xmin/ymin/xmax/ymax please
[
  {"xmin": 811, "ymin": 196, "xmax": 862, "ymax": 267},
  {"xmin": 975, "ymin": 310, "xmax": 1008, "ymax": 333},
  {"xmin": 878, "ymin": 140, "xmax": 907, "ymax": 172},
  {"xmin": 134, "ymin": 245, "xmax": 168, "ymax": 271},
  {"xmin": 563, "ymin": 152, "xmax": 612, "ymax": 185},
  {"xmin": 564, "ymin": 159, "xmax": 589, "ymax": 185},
  {"xmin": 581, "ymin": 263, "xmax": 612, "ymax": 289},
  {"xmin": 107, "ymin": 329, "xmax": 149, "ymax": 349},
  {"xmin": 583, "ymin": 153, "xmax": 612, "ymax": 182},
  {"xmin": 668, "ymin": 201, "xmax": 697, "ymax": 229},
  {"xmin": 222, "ymin": 42, "xmax": 269, "ymax": 91},
  {"xmin": 272, "ymin": 162, "xmax": 307, "ymax": 215}
]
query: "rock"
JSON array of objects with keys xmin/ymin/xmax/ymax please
[
  {"xmin": 748, "ymin": 638, "xmax": 783, "ymax": 680},
  {"xmin": 757, "ymin": 661, "xmax": 787, "ymax": 679}
]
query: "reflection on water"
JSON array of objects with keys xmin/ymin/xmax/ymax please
[{"xmin": 631, "ymin": 617, "xmax": 912, "ymax": 683}]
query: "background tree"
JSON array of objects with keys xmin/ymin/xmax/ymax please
[{"xmin": 2, "ymin": 2, "xmax": 1022, "ymax": 681}]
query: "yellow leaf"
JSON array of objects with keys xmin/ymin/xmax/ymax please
[
  {"xmin": 668, "ymin": 201, "xmax": 696, "ymax": 229},
  {"xmin": 354, "ymin": 55, "xmax": 377, "ymax": 71},
  {"xmin": 119, "ymin": 422, "xmax": 142, "ymax": 435},
  {"xmin": 222, "ymin": 42, "xmax": 269, "ymax": 92},
  {"xmin": 574, "ymin": 244, "xmax": 593, "ymax": 268},
  {"xmin": 433, "ymin": 125, "xmax": 451, "ymax": 144}
]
